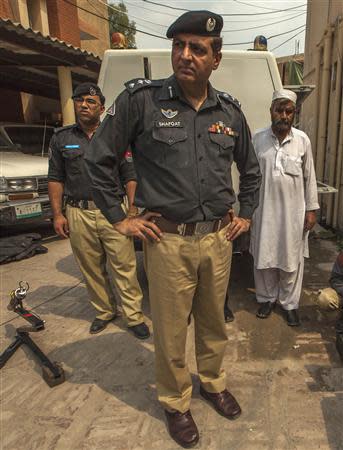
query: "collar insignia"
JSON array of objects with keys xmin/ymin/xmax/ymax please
[{"xmin": 161, "ymin": 108, "xmax": 178, "ymax": 119}]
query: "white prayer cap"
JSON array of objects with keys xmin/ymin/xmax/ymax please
[{"xmin": 272, "ymin": 88, "xmax": 297, "ymax": 104}]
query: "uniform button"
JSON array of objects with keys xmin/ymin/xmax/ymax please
[
  {"xmin": 200, "ymin": 179, "xmax": 205, "ymax": 183},
  {"xmin": 197, "ymin": 134, "xmax": 201, "ymax": 138},
  {"xmin": 168, "ymin": 137, "xmax": 174, "ymax": 145},
  {"xmin": 199, "ymin": 156, "xmax": 203, "ymax": 161}
]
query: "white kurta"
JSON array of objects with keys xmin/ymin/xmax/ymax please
[{"xmin": 250, "ymin": 126, "xmax": 319, "ymax": 272}]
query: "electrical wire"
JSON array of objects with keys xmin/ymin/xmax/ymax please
[
  {"xmin": 125, "ymin": 0, "xmax": 306, "ymax": 24},
  {"xmin": 222, "ymin": 23, "xmax": 306, "ymax": 46},
  {"xmin": 61, "ymin": 0, "xmax": 168, "ymax": 40},
  {"xmin": 124, "ymin": 0, "xmax": 180, "ymax": 18},
  {"xmin": 105, "ymin": 0, "xmax": 169, "ymax": 28},
  {"xmin": 232, "ymin": 0, "xmax": 305, "ymax": 12},
  {"xmin": 142, "ymin": 0, "xmax": 307, "ymax": 16},
  {"xmin": 270, "ymin": 28, "xmax": 306, "ymax": 52},
  {"xmin": 104, "ymin": 1, "xmax": 305, "ymax": 35},
  {"xmin": 61, "ymin": 0, "xmax": 306, "ymax": 47},
  {"xmin": 222, "ymin": 12, "xmax": 306, "ymax": 33},
  {"xmin": 268, "ymin": 23, "xmax": 305, "ymax": 40}
]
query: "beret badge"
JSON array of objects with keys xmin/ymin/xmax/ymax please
[
  {"xmin": 89, "ymin": 87, "xmax": 96, "ymax": 95},
  {"xmin": 206, "ymin": 17, "xmax": 216, "ymax": 32}
]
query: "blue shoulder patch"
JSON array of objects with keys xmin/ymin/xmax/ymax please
[{"xmin": 124, "ymin": 78, "xmax": 163, "ymax": 94}]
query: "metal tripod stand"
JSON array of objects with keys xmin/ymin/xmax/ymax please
[{"xmin": 0, "ymin": 282, "xmax": 65, "ymax": 387}]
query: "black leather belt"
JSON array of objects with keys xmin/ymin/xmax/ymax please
[
  {"xmin": 151, "ymin": 211, "xmax": 231, "ymax": 236},
  {"xmin": 65, "ymin": 198, "xmax": 97, "ymax": 210}
]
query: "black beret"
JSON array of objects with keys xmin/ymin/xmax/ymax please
[
  {"xmin": 166, "ymin": 10, "xmax": 223, "ymax": 39},
  {"xmin": 72, "ymin": 83, "xmax": 105, "ymax": 104}
]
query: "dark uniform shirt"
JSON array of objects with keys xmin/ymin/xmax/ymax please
[
  {"xmin": 85, "ymin": 75, "xmax": 261, "ymax": 224},
  {"xmin": 48, "ymin": 122, "xmax": 136, "ymax": 201}
]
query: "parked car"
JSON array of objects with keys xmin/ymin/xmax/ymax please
[{"xmin": 0, "ymin": 124, "xmax": 54, "ymax": 226}]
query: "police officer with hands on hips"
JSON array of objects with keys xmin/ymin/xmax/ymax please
[
  {"xmin": 48, "ymin": 83, "xmax": 150, "ymax": 339},
  {"xmin": 85, "ymin": 12, "xmax": 261, "ymax": 448}
]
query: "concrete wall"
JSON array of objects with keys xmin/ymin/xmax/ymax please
[{"xmin": 301, "ymin": 0, "xmax": 343, "ymax": 229}]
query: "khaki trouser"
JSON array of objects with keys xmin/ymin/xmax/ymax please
[
  {"xmin": 66, "ymin": 205, "xmax": 144, "ymax": 325},
  {"xmin": 144, "ymin": 226, "xmax": 232, "ymax": 413},
  {"xmin": 316, "ymin": 288, "xmax": 342, "ymax": 311}
]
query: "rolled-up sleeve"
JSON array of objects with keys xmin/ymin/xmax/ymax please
[
  {"xmin": 48, "ymin": 134, "xmax": 65, "ymax": 182},
  {"xmin": 234, "ymin": 111, "xmax": 262, "ymax": 219},
  {"xmin": 84, "ymin": 91, "xmax": 139, "ymax": 224},
  {"xmin": 119, "ymin": 149, "xmax": 136, "ymax": 185}
]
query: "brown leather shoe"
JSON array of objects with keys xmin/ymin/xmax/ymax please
[
  {"xmin": 164, "ymin": 409, "xmax": 199, "ymax": 448},
  {"xmin": 200, "ymin": 386, "xmax": 241, "ymax": 420}
]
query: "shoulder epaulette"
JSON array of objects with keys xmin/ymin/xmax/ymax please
[
  {"xmin": 217, "ymin": 92, "xmax": 241, "ymax": 109},
  {"xmin": 54, "ymin": 124, "xmax": 76, "ymax": 134},
  {"xmin": 124, "ymin": 78, "xmax": 163, "ymax": 94}
]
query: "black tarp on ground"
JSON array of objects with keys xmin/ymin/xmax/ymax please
[{"xmin": 0, "ymin": 233, "xmax": 48, "ymax": 264}]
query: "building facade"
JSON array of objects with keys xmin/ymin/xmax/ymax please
[
  {"xmin": 0, "ymin": 0, "xmax": 110, "ymax": 125},
  {"xmin": 301, "ymin": 0, "xmax": 343, "ymax": 229}
]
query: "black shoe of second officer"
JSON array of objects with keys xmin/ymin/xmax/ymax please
[
  {"xmin": 256, "ymin": 301, "xmax": 275, "ymax": 319},
  {"xmin": 90, "ymin": 317, "xmax": 113, "ymax": 334},
  {"xmin": 128, "ymin": 322, "xmax": 150, "ymax": 339}
]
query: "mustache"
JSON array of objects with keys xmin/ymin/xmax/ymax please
[{"xmin": 273, "ymin": 119, "xmax": 290, "ymax": 126}]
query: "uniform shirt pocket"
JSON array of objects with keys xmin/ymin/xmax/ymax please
[
  {"xmin": 152, "ymin": 126, "xmax": 188, "ymax": 168},
  {"xmin": 61, "ymin": 147, "xmax": 84, "ymax": 173},
  {"xmin": 209, "ymin": 133, "xmax": 235, "ymax": 150},
  {"xmin": 152, "ymin": 127, "xmax": 187, "ymax": 147}
]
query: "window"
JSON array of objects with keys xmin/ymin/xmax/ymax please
[{"xmin": 4, "ymin": 126, "xmax": 54, "ymax": 156}]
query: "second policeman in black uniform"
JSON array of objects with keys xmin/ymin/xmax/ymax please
[
  {"xmin": 85, "ymin": 11, "xmax": 261, "ymax": 448},
  {"xmin": 48, "ymin": 83, "xmax": 149, "ymax": 339}
]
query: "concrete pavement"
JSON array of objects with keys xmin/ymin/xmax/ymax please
[{"xmin": 1, "ymin": 232, "xmax": 342, "ymax": 450}]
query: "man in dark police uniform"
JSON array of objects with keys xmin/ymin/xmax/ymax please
[
  {"xmin": 48, "ymin": 83, "xmax": 150, "ymax": 339},
  {"xmin": 85, "ymin": 12, "xmax": 261, "ymax": 448}
]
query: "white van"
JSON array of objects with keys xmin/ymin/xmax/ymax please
[{"xmin": 99, "ymin": 49, "xmax": 282, "ymax": 133}]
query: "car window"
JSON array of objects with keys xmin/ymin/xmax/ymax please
[
  {"xmin": 0, "ymin": 133, "xmax": 17, "ymax": 150},
  {"xmin": 4, "ymin": 126, "xmax": 54, "ymax": 156}
]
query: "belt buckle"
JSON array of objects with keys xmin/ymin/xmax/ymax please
[
  {"xmin": 177, "ymin": 223, "xmax": 186, "ymax": 236},
  {"xmin": 194, "ymin": 221, "xmax": 213, "ymax": 235}
]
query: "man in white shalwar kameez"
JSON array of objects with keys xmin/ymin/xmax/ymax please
[{"xmin": 250, "ymin": 89, "xmax": 319, "ymax": 326}]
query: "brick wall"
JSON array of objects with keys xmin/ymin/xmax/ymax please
[
  {"xmin": 47, "ymin": 0, "xmax": 80, "ymax": 47},
  {"xmin": 0, "ymin": 0, "xmax": 14, "ymax": 19}
]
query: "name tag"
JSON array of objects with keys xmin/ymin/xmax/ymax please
[
  {"xmin": 156, "ymin": 121, "xmax": 182, "ymax": 128},
  {"xmin": 64, "ymin": 144, "xmax": 80, "ymax": 149}
]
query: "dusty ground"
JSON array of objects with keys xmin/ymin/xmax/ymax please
[{"xmin": 0, "ymin": 231, "xmax": 342, "ymax": 450}]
